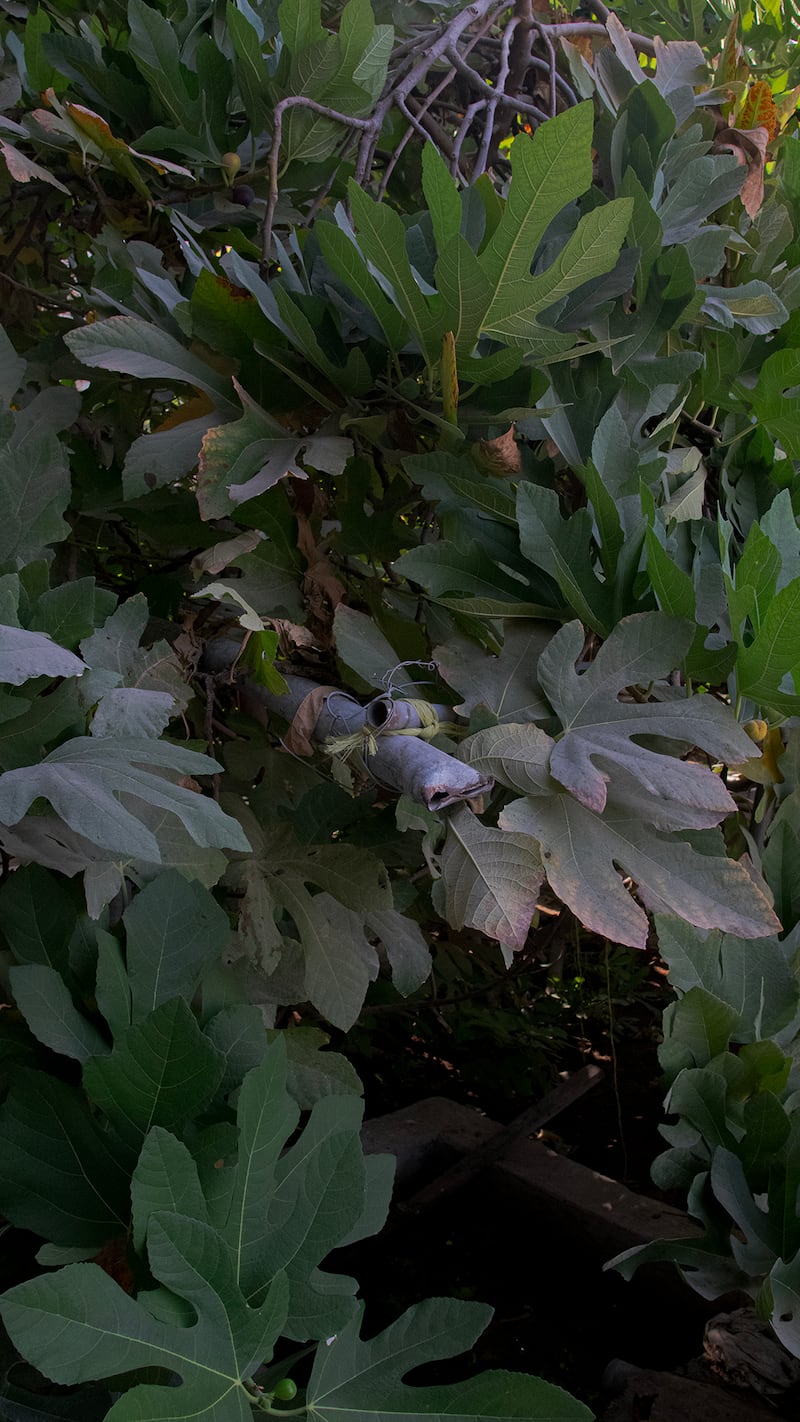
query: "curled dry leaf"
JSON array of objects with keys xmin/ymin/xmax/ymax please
[
  {"xmin": 269, "ymin": 618, "xmax": 319, "ymax": 658},
  {"xmin": 738, "ymin": 79, "xmax": 780, "ymax": 141},
  {"xmin": 190, "ymin": 530, "xmax": 264, "ymax": 579},
  {"xmin": 0, "ymin": 140, "xmax": 70, "ymax": 193},
  {"xmin": 284, "ymin": 685, "xmax": 338, "ymax": 756},
  {"xmin": 713, "ymin": 124, "xmax": 769, "ymax": 218},
  {"xmin": 472, "ymin": 424, "xmax": 522, "ymax": 478},
  {"xmin": 296, "ymin": 512, "xmax": 346, "ymax": 644}
]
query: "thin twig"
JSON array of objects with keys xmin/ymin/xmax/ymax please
[
  {"xmin": 447, "ymin": 45, "xmax": 551, "ymax": 126},
  {"xmin": 0, "ymin": 272, "xmax": 77, "ymax": 312},
  {"xmin": 545, "ymin": 20, "xmax": 655, "ymax": 56},
  {"xmin": 534, "ymin": 20, "xmax": 559, "ymax": 119},
  {"xmin": 260, "ymin": 3, "xmax": 653, "ymax": 261},
  {"xmin": 473, "ymin": 14, "xmax": 519, "ymax": 177},
  {"xmin": 452, "ymin": 99, "xmax": 488, "ymax": 177},
  {"xmin": 261, "ymin": 97, "xmax": 372, "ymax": 268},
  {"xmin": 377, "ymin": 122, "xmax": 416, "ymax": 199},
  {"xmin": 354, "ymin": 0, "xmax": 508, "ymax": 185}
]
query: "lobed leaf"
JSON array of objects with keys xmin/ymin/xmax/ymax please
[
  {"xmin": 433, "ymin": 804, "xmax": 543, "ymax": 957},
  {"xmin": 83, "ymin": 998, "xmax": 226, "ymax": 1150},
  {"xmin": 0, "ymin": 737, "xmax": 250, "ymax": 862},
  {"xmin": 0, "ymin": 1213, "xmax": 289, "ymax": 1422},
  {"xmin": 502, "ymin": 790, "xmax": 779, "ymax": 949},
  {"xmin": 307, "ymin": 1296, "xmax": 593, "ymax": 1420},
  {"xmin": 539, "ymin": 616, "xmax": 755, "ymax": 815}
]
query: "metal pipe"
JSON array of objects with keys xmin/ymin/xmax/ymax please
[{"xmin": 203, "ymin": 641, "xmax": 493, "ymax": 812}]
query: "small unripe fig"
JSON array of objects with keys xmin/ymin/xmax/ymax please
[
  {"xmin": 221, "ymin": 151, "xmax": 241, "ymax": 179},
  {"xmin": 272, "ymin": 1378, "xmax": 298, "ymax": 1401}
]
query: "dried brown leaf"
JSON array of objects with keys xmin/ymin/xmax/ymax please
[{"xmin": 283, "ymin": 685, "xmax": 338, "ymax": 757}]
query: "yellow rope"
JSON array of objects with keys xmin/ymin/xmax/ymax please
[{"xmin": 322, "ymin": 700, "xmax": 462, "ymax": 761}]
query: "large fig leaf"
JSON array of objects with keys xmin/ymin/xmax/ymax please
[
  {"xmin": 306, "ymin": 1297, "xmax": 593, "ymax": 1420},
  {"xmin": 0, "ymin": 737, "xmax": 250, "ymax": 861},
  {"xmin": 255, "ymin": 1092, "xmax": 389, "ymax": 1339},
  {"xmin": 229, "ymin": 821, "xmax": 393, "ymax": 1030},
  {"xmin": 459, "ymin": 723, "xmax": 554, "ymax": 796},
  {"xmin": 0, "ymin": 1212, "xmax": 289, "ymax": 1422},
  {"xmin": 654, "ymin": 916, "xmax": 800, "ymax": 1043},
  {"xmin": 0, "ymin": 625, "xmax": 85, "ymax": 687},
  {"xmin": 538, "ymin": 615, "xmax": 756, "ymax": 815},
  {"xmin": 65, "ymin": 315, "xmax": 238, "ymax": 415},
  {"xmin": 332, "ymin": 103, "xmax": 629, "ymax": 370},
  {"xmin": 83, "ymin": 998, "xmax": 226, "ymax": 1151},
  {"xmin": 433, "ymin": 804, "xmax": 543, "ymax": 958},
  {"xmin": 0, "ymin": 397, "xmax": 75, "ymax": 571},
  {"xmin": 0, "ymin": 1072, "xmax": 131, "ymax": 1247},
  {"xmin": 9, "ymin": 963, "xmax": 108, "ymax": 1063},
  {"xmin": 79, "ymin": 594, "xmax": 190, "ymax": 714},
  {"xmin": 122, "ymin": 871, "xmax": 231, "ymax": 1023},
  {"xmin": 136, "ymin": 1042, "xmax": 389, "ymax": 1340},
  {"xmin": 501, "ymin": 789, "xmax": 779, "ymax": 949},
  {"xmin": 434, "ymin": 623, "xmax": 553, "ymax": 723}
]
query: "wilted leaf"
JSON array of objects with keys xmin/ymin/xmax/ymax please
[
  {"xmin": 737, "ymin": 80, "xmax": 779, "ymax": 141},
  {"xmin": 190, "ymin": 530, "xmax": 264, "ymax": 578},
  {"xmin": 0, "ymin": 139, "xmax": 70, "ymax": 193}
]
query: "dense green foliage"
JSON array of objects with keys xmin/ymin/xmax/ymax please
[{"xmin": 2, "ymin": 0, "xmax": 800, "ymax": 1411}]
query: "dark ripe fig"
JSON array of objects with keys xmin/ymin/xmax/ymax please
[{"xmin": 231, "ymin": 184, "xmax": 256, "ymax": 207}]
